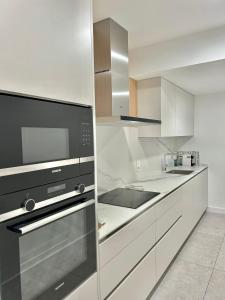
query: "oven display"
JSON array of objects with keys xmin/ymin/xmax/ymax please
[{"xmin": 47, "ymin": 184, "xmax": 66, "ymax": 194}]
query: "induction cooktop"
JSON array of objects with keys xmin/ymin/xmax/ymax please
[{"xmin": 98, "ymin": 188, "xmax": 160, "ymax": 209}]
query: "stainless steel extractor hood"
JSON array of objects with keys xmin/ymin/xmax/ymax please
[{"xmin": 93, "ymin": 18, "xmax": 161, "ymax": 127}]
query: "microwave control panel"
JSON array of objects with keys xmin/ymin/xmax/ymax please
[{"xmin": 81, "ymin": 122, "xmax": 92, "ymax": 146}]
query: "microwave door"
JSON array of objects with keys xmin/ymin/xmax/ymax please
[{"xmin": 2, "ymin": 200, "xmax": 97, "ymax": 300}]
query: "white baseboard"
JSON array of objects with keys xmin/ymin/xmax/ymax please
[{"xmin": 207, "ymin": 206, "xmax": 225, "ymax": 214}]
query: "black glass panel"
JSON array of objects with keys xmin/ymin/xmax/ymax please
[
  {"xmin": 99, "ymin": 188, "xmax": 160, "ymax": 209},
  {"xmin": 0, "ymin": 203, "xmax": 97, "ymax": 300},
  {"xmin": 21, "ymin": 127, "xmax": 70, "ymax": 164}
]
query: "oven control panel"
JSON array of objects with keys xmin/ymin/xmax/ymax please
[{"xmin": 0, "ymin": 174, "xmax": 94, "ymax": 222}]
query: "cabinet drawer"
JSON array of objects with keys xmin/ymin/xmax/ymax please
[
  {"xmin": 100, "ymin": 222, "xmax": 156, "ymax": 299},
  {"xmin": 156, "ymin": 189, "xmax": 181, "ymax": 219},
  {"xmin": 156, "ymin": 198, "xmax": 183, "ymax": 240},
  {"xmin": 99, "ymin": 206, "xmax": 156, "ymax": 268},
  {"xmin": 156, "ymin": 216, "xmax": 183, "ymax": 281},
  {"xmin": 107, "ymin": 248, "xmax": 156, "ymax": 300}
]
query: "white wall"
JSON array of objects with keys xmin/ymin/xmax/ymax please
[
  {"xmin": 96, "ymin": 126, "xmax": 181, "ymax": 194},
  {"xmin": 179, "ymin": 93, "xmax": 225, "ymax": 212}
]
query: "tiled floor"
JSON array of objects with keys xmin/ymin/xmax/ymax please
[{"xmin": 151, "ymin": 212, "xmax": 225, "ymax": 300}]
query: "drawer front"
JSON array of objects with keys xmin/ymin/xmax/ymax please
[
  {"xmin": 99, "ymin": 206, "xmax": 156, "ymax": 268},
  {"xmin": 100, "ymin": 222, "xmax": 156, "ymax": 299},
  {"xmin": 156, "ymin": 189, "xmax": 181, "ymax": 219},
  {"xmin": 156, "ymin": 198, "xmax": 183, "ymax": 240},
  {"xmin": 156, "ymin": 216, "xmax": 183, "ymax": 281},
  {"xmin": 181, "ymin": 169, "xmax": 208, "ymax": 239},
  {"xmin": 107, "ymin": 248, "xmax": 156, "ymax": 300}
]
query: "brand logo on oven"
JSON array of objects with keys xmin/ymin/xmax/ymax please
[{"xmin": 52, "ymin": 168, "xmax": 62, "ymax": 174}]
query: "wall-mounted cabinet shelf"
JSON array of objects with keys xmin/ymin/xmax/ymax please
[{"xmin": 137, "ymin": 77, "xmax": 194, "ymax": 137}]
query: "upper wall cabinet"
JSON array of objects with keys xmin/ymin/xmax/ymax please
[
  {"xmin": 0, "ymin": 0, "xmax": 94, "ymax": 106},
  {"xmin": 138, "ymin": 78, "xmax": 194, "ymax": 137}
]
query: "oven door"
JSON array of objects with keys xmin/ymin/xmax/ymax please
[
  {"xmin": 0, "ymin": 93, "xmax": 94, "ymax": 194},
  {"xmin": 0, "ymin": 199, "xmax": 97, "ymax": 300}
]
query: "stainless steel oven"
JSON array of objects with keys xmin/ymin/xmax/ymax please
[
  {"xmin": 0, "ymin": 93, "xmax": 94, "ymax": 195},
  {"xmin": 0, "ymin": 177, "xmax": 96, "ymax": 300}
]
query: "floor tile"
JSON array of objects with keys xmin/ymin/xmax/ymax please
[
  {"xmin": 178, "ymin": 231, "xmax": 223, "ymax": 268},
  {"xmin": 165, "ymin": 259, "xmax": 212, "ymax": 286},
  {"xmin": 151, "ymin": 278, "xmax": 205, "ymax": 300},
  {"xmin": 151, "ymin": 260, "xmax": 212, "ymax": 300},
  {"xmin": 196, "ymin": 213, "xmax": 225, "ymax": 238},
  {"xmin": 204, "ymin": 270, "xmax": 225, "ymax": 300},
  {"xmin": 215, "ymin": 242, "xmax": 225, "ymax": 272}
]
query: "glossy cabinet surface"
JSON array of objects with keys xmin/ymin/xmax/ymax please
[
  {"xmin": 0, "ymin": 0, "xmax": 94, "ymax": 106},
  {"xmin": 107, "ymin": 248, "xmax": 156, "ymax": 300},
  {"xmin": 99, "ymin": 207, "xmax": 156, "ymax": 299},
  {"xmin": 175, "ymin": 86, "xmax": 194, "ymax": 136},
  {"xmin": 99, "ymin": 169, "xmax": 208, "ymax": 300},
  {"xmin": 182, "ymin": 169, "xmax": 208, "ymax": 239},
  {"xmin": 138, "ymin": 77, "xmax": 194, "ymax": 137},
  {"xmin": 161, "ymin": 78, "xmax": 176, "ymax": 136}
]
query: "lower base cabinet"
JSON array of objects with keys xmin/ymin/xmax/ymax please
[
  {"xmin": 99, "ymin": 169, "xmax": 208, "ymax": 300},
  {"xmin": 155, "ymin": 217, "xmax": 184, "ymax": 281},
  {"xmin": 107, "ymin": 248, "xmax": 156, "ymax": 300},
  {"xmin": 182, "ymin": 169, "xmax": 208, "ymax": 239}
]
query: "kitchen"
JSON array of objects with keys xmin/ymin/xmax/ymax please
[{"xmin": 0, "ymin": 0, "xmax": 225, "ymax": 300}]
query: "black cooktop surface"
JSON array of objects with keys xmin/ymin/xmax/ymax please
[{"xmin": 98, "ymin": 188, "xmax": 160, "ymax": 209}]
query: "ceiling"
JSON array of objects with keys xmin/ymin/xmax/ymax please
[
  {"xmin": 93, "ymin": 0, "xmax": 225, "ymax": 49},
  {"xmin": 163, "ymin": 59, "xmax": 225, "ymax": 95}
]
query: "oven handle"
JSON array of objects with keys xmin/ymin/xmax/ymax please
[{"xmin": 11, "ymin": 199, "xmax": 95, "ymax": 235}]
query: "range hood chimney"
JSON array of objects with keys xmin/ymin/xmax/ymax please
[{"xmin": 93, "ymin": 18, "xmax": 161, "ymax": 126}]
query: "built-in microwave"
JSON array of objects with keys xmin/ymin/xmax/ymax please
[{"xmin": 0, "ymin": 93, "xmax": 94, "ymax": 195}]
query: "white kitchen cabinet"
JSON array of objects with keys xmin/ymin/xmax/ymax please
[
  {"xmin": 161, "ymin": 78, "xmax": 176, "ymax": 136},
  {"xmin": 64, "ymin": 273, "xmax": 98, "ymax": 300},
  {"xmin": 99, "ymin": 205, "xmax": 156, "ymax": 268},
  {"xmin": 100, "ymin": 221, "xmax": 156, "ymax": 299},
  {"xmin": 0, "ymin": 0, "xmax": 94, "ymax": 106},
  {"xmin": 107, "ymin": 248, "xmax": 156, "ymax": 300},
  {"xmin": 155, "ymin": 216, "xmax": 184, "ymax": 281},
  {"xmin": 156, "ymin": 191, "xmax": 183, "ymax": 240},
  {"xmin": 138, "ymin": 77, "xmax": 194, "ymax": 137},
  {"xmin": 176, "ymin": 86, "xmax": 194, "ymax": 136},
  {"xmin": 182, "ymin": 169, "xmax": 208, "ymax": 239},
  {"xmin": 99, "ymin": 169, "xmax": 208, "ymax": 300}
]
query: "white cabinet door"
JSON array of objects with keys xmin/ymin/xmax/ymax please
[
  {"xmin": 156, "ymin": 217, "xmax": 184, "ymax": 281},
  {"xmin": 182, "ymin": 169, "xmax": 208, "ymax": 239},
  {"xmin": 176, "ymin": 87, "xmax": 194, "ymax": 136},
  {"xmin": 100, "ymin": 222, "xmax": 156, "ymax": 299},
  {"xmin": 138, "ymin": 78, "xmax": 194, "ymax": 137},
  {"xmin": 108, "ymin": 248, "xmax": 156, "ymax": 300},
  {"xmin": 0, "ymin": 0, "xmax": 94, "ymax": 106},
  {"xmin": 193, "ymin": 169, "xmax": 208, "ymax": 218},
  {"xmin": 161, "ymin": 79, "xmax": 176, "ymax": 136}
]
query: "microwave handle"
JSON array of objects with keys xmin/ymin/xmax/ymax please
[{"xmin": 11, "ymin": 199, "xmax": 95, "ymax": 235}]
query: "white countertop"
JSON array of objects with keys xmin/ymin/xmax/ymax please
[{"xmin": 98, "ymin": 165, "xmax": 208, "ymax": 242}]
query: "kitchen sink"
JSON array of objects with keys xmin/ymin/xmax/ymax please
[{"xmin": 166, "ymin": 170, "xmax": 194, "ymax": 175}]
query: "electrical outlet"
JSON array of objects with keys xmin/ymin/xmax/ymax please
[{"xmin": 136, "ymin": 160, "xmax": 141, "ymax": 169}]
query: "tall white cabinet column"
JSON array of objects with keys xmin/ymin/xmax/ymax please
[{"xmin": 0, "ymin": 0, "xmax": 94, "ymax": 106}]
